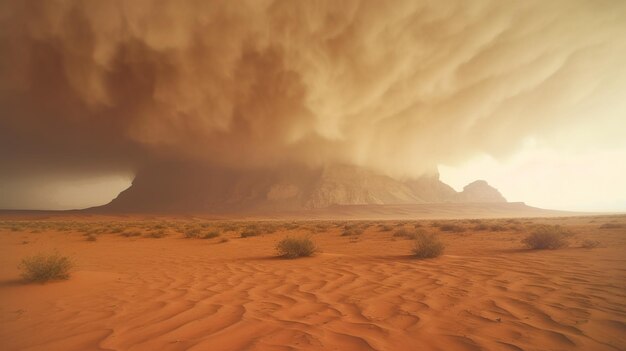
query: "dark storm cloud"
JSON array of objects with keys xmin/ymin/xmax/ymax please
[{"xmin": 1, "ymin": 0, "xmax": 625, "ymax": 182}]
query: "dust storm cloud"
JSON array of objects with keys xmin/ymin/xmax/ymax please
[{"xmin": 1, "ymin": 0, "xmax": 625, "ymax": 208}]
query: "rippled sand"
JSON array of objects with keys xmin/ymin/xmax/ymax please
[{"xmin": 1, "ymin": 215, "xmax": 625, "ymax": 351}]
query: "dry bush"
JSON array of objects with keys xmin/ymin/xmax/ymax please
[
  {"xmin": 147, "ymin": 229, "xmax": 167, "ymax": 238},
  {"xmin": 311, "ymin": 223, "xmax": 329, "ymax": 233},
  {"xmin": 121, "ymin": 230, "xmax": 141, "ymax": 237},
  {"xmin": 379, "ymin": 224, "xmax": 393, "ymax": 232},
  {"xmin": 341, "ymin": 226, "xmax": 363, "ymax": 236},
  {"xmin": 276, "ymin": 236, "xmax": 316, "ymax": 258},
  {"xmin": 440, "ymin": 224, "xmax": 465, "ymax": 233},
  {"xmin": 86, "ymin": 234, "xmax": 97, "ymax": 241},
  {"xmin": 599, "ymin": 223, "xmax": 622, "ymax": 229},
  {"xmin": 430, "ymin": 221, "xmax": 442, "ymax": 228},
  {"xmin": 489, "ymin": 224, "xmax": 507, "ymax": 232},
  {"xmin": 522, "ymin": 225, "xmax": 570, "ymax": 249},
  {"xmin": 473, "ymin": 224, "xmax": 489, "ymax": 231},
  {"xmin": 19, "ymin": 252, "xmax": 73, "ymax": 283},
  {"xmin": 241, "ymin": 225, "xmax": 262, "ymax": 238},
  {"xmin": 184, "ymin": 228, "xmax": 202, "ymax": 238},
  {"xmin": 393, "ymin": 228, "xmax": 418, "ymax": 240},
  {"xmin": 581, "ymin": 239, "xmax": 600, "ymax": 248},
  {"xmin": 412, "ymin": 233, "xmax": 445, "ymax": 259},
  {"xmin": 202, "ymin": 230, "xmax": 220, "ymax": 239}
]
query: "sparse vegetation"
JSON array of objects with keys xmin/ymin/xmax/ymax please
[
  {"xmin": 19, "ymin": 252, "xmax": 74, "ymax": 283},
  {"xmin": 522, "ymin": 225, "xmax": 570, "ymax": 250},
  {"xmin": 581, "ymin": 239, "xmax": 600, "ymax": 248},
  {"xmin": 473, "ymin": 224, "xmax": 488, "ymax": 231},
  {"xmin": 412, "ymin": 233, "xmax": 445, "ymax": 259},
  {"xmin": 147, "ymin": 229, "xmax": 167, "ymax": 238},
  {"xmin": 489, "ymin": 224, "xmax": 507, "ymax": 232},
  {"xmin": 440, "ymin": 224, "xmax": 465, "ymax": 233},
  {"xmin": 379, "ymin": 224, "xmax": 393, "ymax": 232},
  {"xmin": 184, "ymin": 228, "xmax": 201, "ymax": 238},
  {"xmin": 121, "ymin": 230, "xmax": 141, "ymax": 237},
  {"xmin": 599, "ymin": 223, "xmax": 622, "ymax": 229},
  {"xmin": 241, "ymin": 226, "xmax": 262, "ymax": 238},
  {"xmin": 393, "ymin": 228, "xmax": 418, "ymax": 240},
  {"xmin": 202, "ymin": 230, "xmax": 220, "ymax": 239},
  {"xmin": 341, "ymin": 226, "xmax": 363, "ymax": 236},
  {"xmin": 276, "ymin": 236, "xmax": 316, "ymax": 258}
]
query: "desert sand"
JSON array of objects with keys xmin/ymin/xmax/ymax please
[{"xmin": 1, "ymin": 214, "xmax": 625, "ymax": 351}]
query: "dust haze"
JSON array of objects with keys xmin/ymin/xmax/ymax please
[{"xmin": 1, "ymin": 0, "xmax": 626, "ymax": 208}]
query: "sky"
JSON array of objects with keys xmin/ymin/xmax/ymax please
[{"xmin": 1, "ymin": 0, "xmax": 625, "ymax": 211}]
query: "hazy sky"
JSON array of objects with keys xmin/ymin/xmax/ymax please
[{"xmin": 1, "ymin": 0, "xmax": 625, "ymax": 211}]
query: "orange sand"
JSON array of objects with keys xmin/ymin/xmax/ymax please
[{"xmin": 1, "ymin": 215, "xmax": 625, "ymax": 351}]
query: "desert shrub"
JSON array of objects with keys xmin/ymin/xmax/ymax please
[
  {"xmin": 220, "ymin": 223, "xmax": 238, "ymax": 232},
  {"xmin": 341, "ymin": 227, "xmax": 363, "ymax": 236},
  {"xmin": 581, "ymin": 239, "xmax": 600, "ymax": 248},
  {"xmin": 241, "ymin": 226, "xmax": 262, "ymax": 238},
  {"xmin": 202, "ymin": 230, "xmax": 220, "ymax": 239},
  {"xmin": 413, "ymin": 222, "xmax": 423, "ymax": 228},
  {"xmin": 393, "ymin": 228, "xmax": 418, "ymax": 240},
  {"xmin": 147, "ymin": 229, "xmax": 167, "ymax": 238},
  {"xmin": 473, "ymin": 224, "xmax": 488, "ymax": 231},
  {"xmin": 522, "ymin": 226, "xmax": 570, "ymax": 249},
  {"xmin": 599, "ymin": 223, "xmax": 622, "ymax": 229},
  {"xmin": 86, "ymin": 234, "xmax": 97, "ymax": 241},
  {"xmin": 121, "ymin": 230, "xmax": 141, "ymax": 237},
  {"xmin": 184, "ymin": 228, "xmax": 201, "ymax": 238},
  {"xmin": 110, "ymin": 226, "xmax": 124, "ymax": 234},
  {"xmin": 276, "ymin": 236, "xmax": 316, "ymax": 258},
  {"xmin": 430, "ymin": 221, "xmax": 442, "ymax": 228},
  {"xmin": 489, "ymin": 224, "xmax": 507, "ymax": 232},
  {"xmin": 440, "ymin": 224, "xmax": 465, "ymax": 233},
  {"xmin": 379, "ymin": 224, "xmax": 393, "ymax": 232},
  {"xmin": 19, "ymin": 252, "xmax": 73, "ymax": 283},
  {"xmin": 311, "ymin": 223, "xmax": 329, "ymax": 233},
  {"xmin": 218, "ymin": 237, "xmax": 229, "ymax": 244},
  {"xmin": 412, "ymin": 233, "xmax": 445, "ymax": 259}
]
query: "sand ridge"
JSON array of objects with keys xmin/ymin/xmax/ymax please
[{"xmin": 1, "ymin": 215, "xmax": 625, "ymax": 350}]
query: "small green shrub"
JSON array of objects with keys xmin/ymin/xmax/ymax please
[
  {"xmin": 412, "ymin": 233, "xmax": 445, "ymax": 259},
  {"xmin": 276, "ymin": 236, "xmax": 316, "ymax": 258},
  {"xmin": 19, "ymin": 252, "xmax": 74, "ymax": 283},
  {"xmin": 522, "ymin": 226, "xmax": 570, "ymax": 249}
]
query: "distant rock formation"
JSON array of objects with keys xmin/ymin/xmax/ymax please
[
  {"xmin": 95, "ymin": 163, "xmax": 506, "ymax": 213},
  {"xmin": 455, "ymin": 180, "xmax": 507, "ymax": 203}
]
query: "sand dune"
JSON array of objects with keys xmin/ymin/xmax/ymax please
[{"xmin": 1, "ymin": 215, "xmax": 625, "ymax": 350}]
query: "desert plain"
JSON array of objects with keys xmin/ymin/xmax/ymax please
[{"xmin": 1, "ymin": 213, "xmax": 625, "ymax": 351}]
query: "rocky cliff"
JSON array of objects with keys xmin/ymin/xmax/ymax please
[{"xmin": 96, "ymin": 163, "xmax": 506, "ymax": 213}]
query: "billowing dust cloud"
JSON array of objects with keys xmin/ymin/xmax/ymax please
[{"xmin": 1, "ymin": 0, "xmax": 626, "ymax": 181}]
